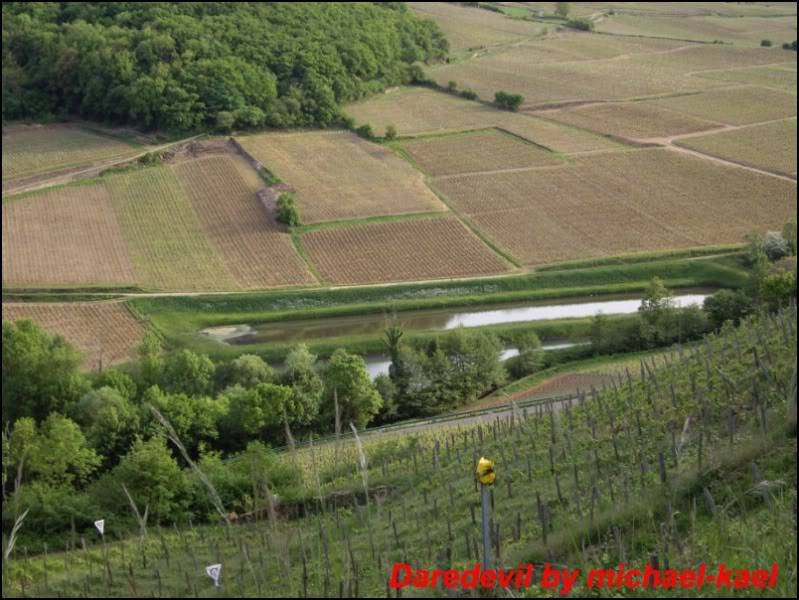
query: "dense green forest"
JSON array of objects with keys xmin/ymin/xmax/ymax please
[{"xmin": 1, "ymin": 2, "xmax": 447, "ymax": 131}]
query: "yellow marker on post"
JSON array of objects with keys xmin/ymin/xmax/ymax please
[
  {"xmin": 476, "ymin": 456, "xmax": 496, "ymax": 486},
  {"xmin": 476, "ymin": 456, "xmax": 495, "ymax": 569}
]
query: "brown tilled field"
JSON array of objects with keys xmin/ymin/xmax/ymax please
[
  {"xmin": 675, "ymin": 119, "xmax": 797, "ymax": 177},
  {"xmin": 301, "ymin": 217, "xmax": 510, "ymax": 285},
  {"xmin": 2, "ymin": 302, "xmax": 146, "ymax": 369},
  {"xmin": 346, "ymin": 87, "xmax": 620, "ymax": 153},
  {"xmin": 541, "ymin": 102, "xmax": 720, "ymax": 141},
  {"xmin": 408, "ymin": 2, "xmax": 544, "ymax": 53},
  {"xmin": 2, "ymin": 186, "xmax": 137, "ymax": 287},
  {"xmin": 647, "ymin": 86, "xmax": 797, "ymax": 125},
  {"xmin": 427, "ymin": 43, "xmax": 782, "ymax": 109},
  {"xmin": 433, "ymin": 148, "xmax": 796, "ymax": 265},
  {"xmin": 594, "ymin": 12, "xmax": 798, "ymax": 46},
  {"xmin": 692, "ymin": 64, "xmax": 797, "ymax": 93},
  {"xmin": 237, "ymin": 131, "xmax": 446, "ymax": 224},
  {"xmin": 172, "ymin": 155, "xmax": 316, "ymax": 288},
  {"xmin": 400, "ymin": 130, "xmax": 563, "ymax": 176}
]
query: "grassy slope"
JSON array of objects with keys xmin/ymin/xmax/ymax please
[
  {"xmin": 4, "ymin": 308, "xmax": 794, "ymax": 597},
  {"xmin": 129, "ymin": 253, "xmax": 747, "ymax": 359}
]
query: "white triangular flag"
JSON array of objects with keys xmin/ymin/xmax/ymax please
[
  {"xmin": 206, "ymin": 563, "xmax": 222, "ymax": 587},
  {"xmin": 94, "ymin": 519, "xmax": 105, "ymax": 535}
]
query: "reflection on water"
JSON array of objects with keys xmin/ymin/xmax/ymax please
[{"xmin": 206, "ymin": 293, "xmax": 709, "ymax": 346}]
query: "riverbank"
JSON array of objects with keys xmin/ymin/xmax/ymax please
[{"xmin": 130, "ymin": 253, "xmax": 745, "ymax": 360}]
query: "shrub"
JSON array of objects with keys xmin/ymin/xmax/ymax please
[
  {"xmin": 494, "ymin": 90, "xmax": 524, "ymax": 111},
  {"xmin": 447, "ymin": 80, "xmax": 458, "ymax": 92},
  {"xmin": 566, "ymin": 17, "xmax": 594, "ymax": 31},
  {"xmin": 782, "ymin": 40, "xmax": 797, "ymax": 51},
  {"xmin": 138, "ymin": 151, "xmax": 161, "ymax": 166},
  {"xmin": 355, "ymin": 123, "xmax": 374, "ymax": 140},
  {"xmin": 703, "ymin": 289, "xmax": 752, "ymax": 329},
  {"xmin": 761, "ymin": 270, "xmax": 796, "ymax": 311},
  {"xmin": 460, "ymin": 89, "xmax": 478, "ymax": 100},
  {"xmin": 761, "ymin": 39, "xmax": 773, "ymax": 47},
  {"xmin": 276, "ymin": 192, "xmax": 300, "ymax": 226},
  {"xmin": 763, "ymin": 230, "xmax": 790, "ymax": 262},
  {"xmin": 385, "ymin": 124, "xmax": 398, "ymax": 141},
  {"xmin": 555, "ymin": 2, "xmax": 570, "ymax": 18}
]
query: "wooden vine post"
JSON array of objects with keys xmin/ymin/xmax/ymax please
[{"xmin": 476, "ymin": 456, "xmax": 496, "ymax": 570}]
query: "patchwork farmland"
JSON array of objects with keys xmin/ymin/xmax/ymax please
[
  {"xmin": 594, "ymin": 12, "xmax": 798, "ymax": 46},
  {"xmin": 1, "ymin": 301, "xmax": 145, "ymax": 369},
  {"xmin": 408, "ymin": 1, "xmax": 545, "ymax": 54},
  {"xmin": 346, "ymin": 87, "xmax": 620, "ymax": 153},
  {"xmin": 2, "ymin": 186, "xmax": 137, "ymax": 287},
  {"xmin": 2, "ymin": 3, "xmax": 798, "ymax": 598},
  {"xmin": 431, "ymin": 148, "xmax": 796, "ymax": 265},
  {"xmin": 400, "ymin": 129, "xmax": 563, "ymax": 177},
  {"xmin": 692, "ymin": 64, "xmax": 797, "ymax": 92},
  {"xmin": 302, "ymin": 216, "xmax": 510, "ymax": 285},
  {"xmin": 2, "ymin": 123, "xmax": 143, "ymax": 187},
  {"xmin": 646, "ymin": 85, "xmax": 797, "ymax": 125},
  {"xmin": 105, "ymin": 163, "xmax": 236, "ymax": 291},
  {"xmin": 172, "ymin": 155, "xmax": 316, "ymax": 288},
  {"xmin": 541, "ymin": 101, "xmax": 719, "ymax": 141},
  {"xmin": 3, "ymin": 149, "xmax": 314, "ymax": 291},
  {"xmin": 3, "ymin": 2, "xmax": 796, "ymax": 295},
  {"xmin": 675, "ymin": 119, "xmax": 798, "ymax": 177},
  {"xmin": 237, "ymin": 130, "xmax": 446, "ymax": 223},
  {"xmin": 426, "ymin": 36, "xmax": 788, "ymax": 109}
]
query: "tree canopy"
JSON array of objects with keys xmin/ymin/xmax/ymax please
[{"xmin": 2, "ymin": 2, "xmax": 448, "ymax": 131}]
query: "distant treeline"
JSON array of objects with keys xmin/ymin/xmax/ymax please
[{"xmin": 1, "ymin": 2, "xmax": 448, "ymax": 132}]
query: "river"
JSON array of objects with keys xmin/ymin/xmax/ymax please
[{"xmin": 200, "ymin": 291, "xmax": 710, "ymax": 346}]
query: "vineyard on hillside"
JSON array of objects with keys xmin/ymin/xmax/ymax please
[
  {"xmin": 1, "ymin": 302, "xmax": 145, "ymax": 369},
  {"xmin": 4, "ymin": 307, "xmax": 795, "ymax": 597},
  {"xmin": 2, "ymin": 125, "xmax": 141, "ymax": 185},
  {"xmin": 432, "ymin": 148, "xmax": 796, "ymax": 265},
  {"xmin": 400, "ymin": 130, "xmax": 562, "ymax": 177},
  {"xmin": 237, "ymin": 131, "xmax": 446, "ymax": 224},
  {"xmin": 302, "ymin": 217, "xmax": 510, "ymax": 285},
  {"xmin": 2, "ymin": 186, "xmax": 137, "ymax": 287}
]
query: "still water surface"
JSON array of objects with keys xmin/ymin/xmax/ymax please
[{"xmin": 202, "ymin": 292, "xmax": 709, "ymax": 346}]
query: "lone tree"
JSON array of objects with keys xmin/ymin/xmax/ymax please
[
  {"xmin": 555, "ymin": 2, "xmax": 570, "ymax": 18},
  {"xmin": 494, "ymin": 91, "xmax": 524, "ymax": 111},
  {"xmin": 276, "ymin": 192, "xmax": 300, "ymax": 226}
]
